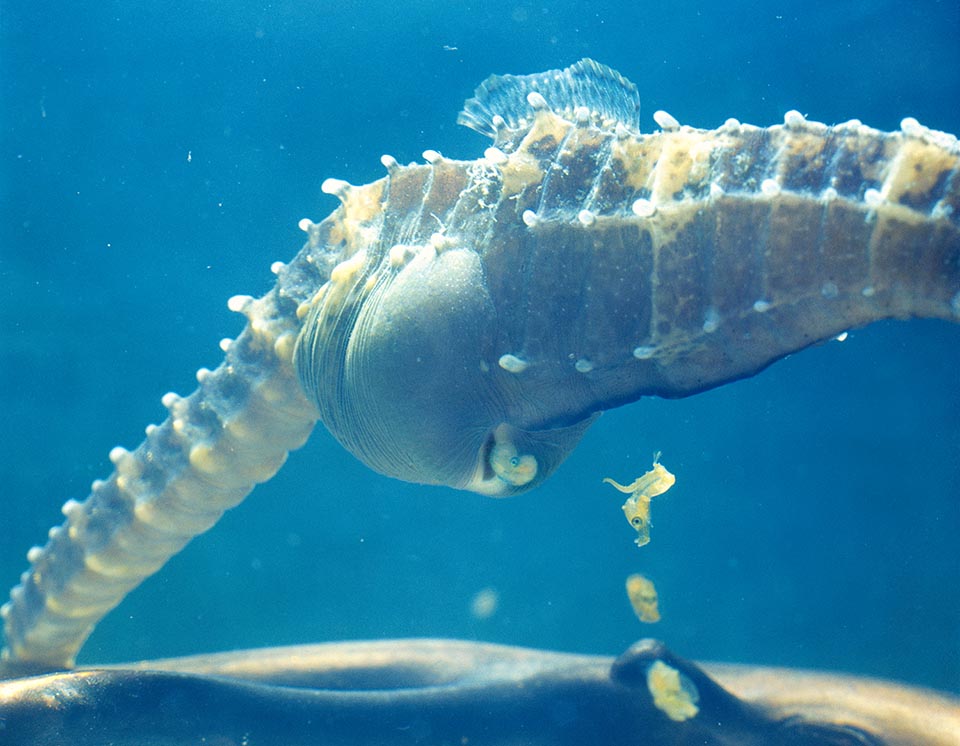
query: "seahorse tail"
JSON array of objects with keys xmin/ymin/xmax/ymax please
[{"xmin": 1, "ymin": 290, "xmax": 318, "ymax": 669}]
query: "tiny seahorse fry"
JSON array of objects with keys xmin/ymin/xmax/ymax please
[
  {"xmin": 604, "ymin": 457, "xmax": 676, "ymax": 547},
  {"xmin": 625, "ymin": 573, "xmax": 660, "ymax": 623},
  {"xmin": 647, "ymin": 660, "xmax": 700, "ymax": 722}
]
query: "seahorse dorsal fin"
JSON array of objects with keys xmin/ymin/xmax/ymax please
[{"xmin": 457, "ymin": 58, "xmax": 641, "ymax": 138}]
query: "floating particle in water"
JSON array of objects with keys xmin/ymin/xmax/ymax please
[{"xmin": 469, "ymin": 587, "xmax": 499, "ymax": 620}]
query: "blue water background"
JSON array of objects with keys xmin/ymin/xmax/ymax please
[{"xmin": 2, "ymin": 1, "xmax": 958, "ymax": 693}]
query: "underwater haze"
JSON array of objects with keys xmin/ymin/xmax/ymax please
[{"xmin": 1, "ymin": 0, "xmax": 958, "ymax": 694}]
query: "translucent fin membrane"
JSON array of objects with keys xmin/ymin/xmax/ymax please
[{"xmin": 458, "ymin": 58, "xmax": 640, "ymax": 138}]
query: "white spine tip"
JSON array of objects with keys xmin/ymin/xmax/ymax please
[
  {"xmin": 900, "ymin": 117, "xmax": 922, "ymax": 136},
  {"xmin": 430, "ymin": 232, "xmax": 456, "ymax": 252},
  {"xmin": 615, "ymin": 122, "xmax": 631, "ymax": 139},
  {"xmin": 864, "ymin": 188, "xmax": 883, "ymax": 207},
  {"xmin": 422, "ymin": 149, "xmax": 442, "ymax": 164},
  {"xmin": 91, "ymin": 479, "xmax": 105, "ymax": 492},
  {"xmin": 60, "ymin": 498, "xmax": 82, "ymax": 518},
  {"xmin": 491, "ymin": 114, "xmax": 506, "ymax": 130},
  {"xmin": 227, "ymin": 294, "xmax": 254, "ymax": 313},
  {"xmin": 574, "ymin": 358, "xmax": 594, "ymax": 373},
  {"xmin": 380, "ymin": 154, "xmax": 399, "ymax": 171},
  {"xmin": 721, "ymin": 118, "xmax": 742, "ymax": 133},
  {"xmin": 526, "ymin": 91, "xmax": 549, "ymax": 110},
  {"xmin": 498, "ymin": 354, "xmax": 529, "ymax": 374},
  {"xmin": 161, "ymin": 392, "xmax": 181, "ymax": 409},
  {"xmin": 321, "ymin": 178, "xmax": 351, "ymax": 199},
  {"xmin": 196, "ymin": 367, "xmax": 212, "ymax": 383},
  {"xmin": 270, "ymin": 261, "xmax": 286, "ymax": 275},
  {"xmin": 145, "ymin": 423, "xmax": 158, "ymax": 437},
  {"xmin": 483, "ymin": 147, "xmax": 508, "ymax": 165},
  {"xmin": 297, "ymin": 218, "xmax": 313, "ymax": 232},
  {"xmin": 219, "ymin": 337, "xmax": 233, "ymax": 352},
  {"xmin": 653, "ymin": 110, "xmax": 680, "ymax": 131},
  {"xmin": 26, "ymin": 546, "xmax": 43, "ymax": 563},
  {"xmin": 760, "ymin": 178, "xmax": 781, "ymax": 197},
  {"xmin": 574, "ymin": 106, "xmax": 591, "ymax": 125},
  {"xmin": 861, "ymin": 285, "xmax": 876, "ymax": 298},
  {"xmin": 631, "ymin": 198, "xmax": 656, "ymax": 218},
  {"xmin": 709, "ymin": 182, "xmax": 725, "ymax": 198},
  {"xmin": 835, "ymin": 331, "xmax": 849, "ymax": 342},
  {"xmin": 522, "ymin": 210, "xmax": 539, "ymax": 227},
  {"xmin": 752, "ymin": 299, "xmax": 772, "ymax": 313},
  {"xmin": 632, "ymin": 345, "xmax": 656, "ymax": 360},
  {"xmin": 578, "ymin": 209, "xmax": 596, "ymax": 227},
  {"xmin": 388, "ymin": 244, "xmax": 410, "ymax": 268},
  {"xmin": 108, "ymin": 446, "xmax": 129, "ymax": 465},
  {"xmin": 822, "ymin": 187, "xmax": 838, "ymax": 202},
  {"xmin": 784, "ymin": 110, "xmax": 806, "ymax": 128}
]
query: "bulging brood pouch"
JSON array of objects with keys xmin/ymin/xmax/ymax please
[{"xmin": 2, "ymin": 63, "xmax": 958, "ymax": 744}]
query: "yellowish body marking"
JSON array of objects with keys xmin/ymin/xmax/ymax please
[
  {"xmin": 610, "ymin": 136, "xmax": 662, "ymax": 192},
  {"xmin": 329, "ymin": 251, "xmax": 367, "ymax": 285},
  {"xmin": 500, "ymin": 149, "xmax": 545, "ymax": 197},
  {"xmin": 883, "ymin": 136, "xmax": 958, "ymax": 205},
  {"xmin": 625, "ymin": 573, "xmax": 660, "ymax": 623},
  {"xmin": 341, "ymin": 179, "xmax": 385, "ymax": 225},
  {"xmin": 499, "ymin": 109, "xmax": 572, "ymax": 197},
  {"xmin": 603, "ymin": 455, "xmax": 675, "ymax": 547}
]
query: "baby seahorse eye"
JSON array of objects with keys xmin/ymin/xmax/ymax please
[{"xmin": 488, "ymin": 431, "xmax": 538, "ymax": 488}]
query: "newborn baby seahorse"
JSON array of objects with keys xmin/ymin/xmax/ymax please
[{"xmin": 603, "ymin": 454, "xmax": 676, "ymax": 547}]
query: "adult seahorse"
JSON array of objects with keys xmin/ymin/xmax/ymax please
[{"xmin": 3, "ymin": 59, "xmax": 958, "ymax": 671}]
